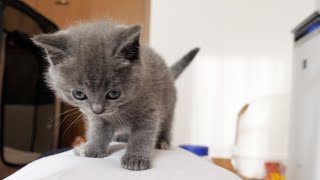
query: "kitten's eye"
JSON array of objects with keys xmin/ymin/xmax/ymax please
[
  {"xmin": 106, "ymin": 90, "xmax": 121, "ymax": 100},
  {"xmin": 72, "ymin": 90, "xmax": 87, "ymax": 100}
]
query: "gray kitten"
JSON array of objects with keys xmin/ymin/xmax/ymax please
[{"xmin": 32, "ymin": 20, "xmax": 199, "ymax": 171}]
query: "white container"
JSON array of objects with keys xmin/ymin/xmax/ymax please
[{"xmin": 231, "ymin": 94, "xmax": 289, "ymax": 179}]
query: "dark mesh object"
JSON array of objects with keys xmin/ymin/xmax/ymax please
[
  {"xmin": 4, "ymin": 31, "xmax": 54, "ymax": 104},
  {"xmin": 0, "ymin": 0, "xmax": 59, "ymax": 166}
]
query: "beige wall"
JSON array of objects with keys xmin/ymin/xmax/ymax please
[{"xmin": 150, "ymin": 0, "xmax": 314, "ymax": 156}]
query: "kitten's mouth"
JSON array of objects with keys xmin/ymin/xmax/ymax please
[
  {"xmin": 99, "ymin": 108, "xmax": 119, "ymax": 116},
  {"xmin": 81, "ymin": 108, "xmax": 119, "ymax": 117}
]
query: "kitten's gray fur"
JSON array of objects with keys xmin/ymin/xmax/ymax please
[{"xmin": 32, "ymin": 20, "xmax": 199, "ymax": 171}]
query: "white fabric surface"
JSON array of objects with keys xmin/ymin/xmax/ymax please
[{"xmin": 6, "ymin": 143, "xmax": 240, "ymax": 180}]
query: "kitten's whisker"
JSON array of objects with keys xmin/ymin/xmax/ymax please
[
  {"xmin": 121, "ymin": 106, "xmax": 147, "ymax": 114},
  {"xmin": 117, "ymin": 113, "xmax": 126, "ymax": 128},
  {"xmin": 111, "ymin": 114, "xmax": 118, "ymax": 127},
  {"xmin": 59, "ymin": 107, "xmax": 79, "ymax": 116},
  {"xmin": 114, "ymin": 113, "xmax": 124, "ymax": 128},
  {"xmin": 63, "ymin": 113, "xmax": 83, "ymax": 137},
  {"xmin": 128, "ymin": 106, "xmax": 149, "ymax": 112},
  {"xmin": 59, "ymin": 111, "xmax": 80, "ymax": 128},
  {"xmin": 121, "ymin": 107, "xmax": 145, "ymax": 120},
  {"xmin": 125, "ymin": 112, "xmax": 144, "ymax": 123},
  {"xmin": 121, "ymin": 106, "xmax": 149, "ymax": 117},
  {"xmin": 114, "ymin": 113, "xmax": 122, "ymax": 128},
  {"xmin": 57, "ymin": 108, "xmax": 79, "ymax": 121},
  {"xmin": 124, "ymin": 112, "xmax": 136, "ymax": 120},
  {"xmin": 48, "ymin": 107, "xmax": 79, "ymax": 124}
]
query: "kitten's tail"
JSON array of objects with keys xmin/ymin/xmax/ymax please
[{"xmin": 171, "ymin": 47, "xmax": 200, "ymax": 79}]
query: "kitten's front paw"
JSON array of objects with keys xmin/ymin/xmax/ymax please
[
  {"xmin": 121, "ymin": 154, "xmax": 151, "ymax": 171},
  {"xmin": 73, "ymin": 143, "xmax": 108, "ymax": 158}
]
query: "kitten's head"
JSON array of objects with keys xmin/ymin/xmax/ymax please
[{"xmin": 32, "ymin": 21, "xmax": 144, "ymax": 117}]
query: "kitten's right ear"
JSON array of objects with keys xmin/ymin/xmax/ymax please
[{"xmin": 32, "ymin": 33, "xmax": 68, "ymax": 65}]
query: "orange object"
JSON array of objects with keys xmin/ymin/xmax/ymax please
[
  {"xmin": 71, "ymin": 136, "xmax": 86, "ymax": 147},
  {"xmin": 265, "ymin": 162, "xmax": 285, "ymax": 180}
]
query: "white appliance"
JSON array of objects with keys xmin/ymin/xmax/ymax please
[{"xmin": 288, "ymin": 12, "xmax": 320, "ymax": 180}]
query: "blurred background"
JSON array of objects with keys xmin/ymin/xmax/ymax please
[{"xmin": 1, "ymin": 0, "xmax": 320, "ymax": 179}]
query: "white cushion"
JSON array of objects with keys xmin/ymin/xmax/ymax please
[{"xmin": 6, "ymin": 143, "xmax": 240, "ymax": 180}]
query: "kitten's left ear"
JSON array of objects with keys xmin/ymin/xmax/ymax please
[{"xmin": 114, "ymin": 25, "xmax": 142, "ymax": 61}]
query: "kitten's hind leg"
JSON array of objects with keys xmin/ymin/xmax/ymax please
[
  {"xmin": 157, "ymin": 141, "xmax": 169, "ymax": 150},
  {"xmin": 155, "ymin": 114, "xmax": 173, "ymax": 150},
  {"xmin": 155, "ymin": 130, "xmax": 170, "ymax": 150},
  {"xmin": 113, "ymin": 132, "xmax": 130, "ymax": 142}
]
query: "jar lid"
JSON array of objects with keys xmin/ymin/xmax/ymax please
[{"xmin": 179, "ymin": 145, "xmax": 208, "ymax": 156}]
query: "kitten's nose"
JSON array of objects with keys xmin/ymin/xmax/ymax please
[{"xmin": 91, "ymin": 104, "xmax": 105, "ymax": 115}]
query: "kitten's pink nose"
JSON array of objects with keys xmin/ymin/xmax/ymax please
[{"xmin": 91, "ymin": 104, "xmax": 105, "ymax": 115}]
